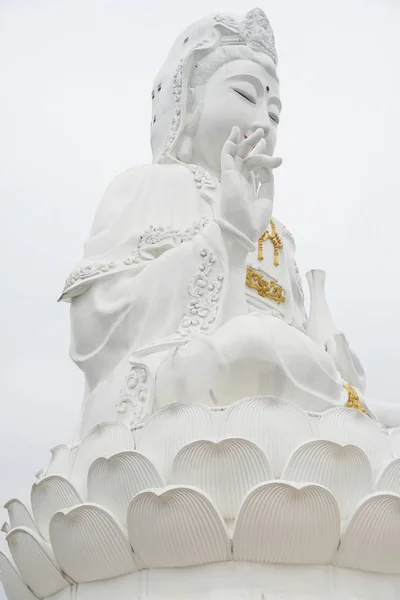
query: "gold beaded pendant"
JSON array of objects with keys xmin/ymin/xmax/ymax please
[{"xmin": 258, "ymin": 220, "xmax": 282, "ymax": 265}]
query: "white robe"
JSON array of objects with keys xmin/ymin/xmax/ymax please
[{"xmin": 61, "ymin": 163, "xmax": 349, "ymax": 438}]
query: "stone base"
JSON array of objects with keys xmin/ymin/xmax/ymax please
[{"xmin": 48, "ymin": 562, "xmax": 400, "ymax": 600}]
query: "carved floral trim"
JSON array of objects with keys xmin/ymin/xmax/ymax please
[
  {"xmin": 62, "ymin": 218, "xmax": 209, "ymax": 296},
  {"xmin": 116, "ymin": 362, "xmax": 150, "ymax": 427},
  {"xmin": 178, "ymin": 248, "xmax": 224, "ymax": 336},
  {"xmin": 162, "ymin": 59, "xmax": 183, "ymax": 154}
]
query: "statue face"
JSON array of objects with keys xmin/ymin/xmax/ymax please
[{"xmin": 190, "ymin": 59, "xmax": 280, "ymax": 176}]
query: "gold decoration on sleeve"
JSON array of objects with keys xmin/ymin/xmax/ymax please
[
  {"xmin": 344, "ymin": 383, "xmax": 366, "ymax": 413},
  {"xmin": 245, "ymin": 267, "xmax": 286, "ymax": 304},
  {"xmin": 258, "ymin": 219, "xmax": 282, "ymax": 265}
]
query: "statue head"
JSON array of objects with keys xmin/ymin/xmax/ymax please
[{"xmin": 150, "ymin": 9, "xmax": 281, "ymax": 177}]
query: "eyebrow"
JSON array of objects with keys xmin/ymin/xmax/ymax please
[
  {"xmin": 269, "ymin": 96, "xmax": 282, "ymax": 112},
  {"xmin": 226, "ymin": 74, "xmax": 281, "ymax": 109}
]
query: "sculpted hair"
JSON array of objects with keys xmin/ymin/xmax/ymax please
[{"xmin": 190, "ymin": 45, "xmax": 278, "ymax": 88}]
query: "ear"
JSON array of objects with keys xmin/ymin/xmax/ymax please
[
  {"xmin": 176, "ymin": 87, "xmax": 198, "ymax": 163},
  {"xmin": 176, "ymin": 134, "xmax": 194, "ymax": 163},
  {"xmin": 186, "ymin": 86, "xmax": 195, "ymax": 114}
]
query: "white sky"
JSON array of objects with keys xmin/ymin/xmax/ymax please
[{"xmin": 0, "ymin": 0, "xmax": 399, "ymax": 594}]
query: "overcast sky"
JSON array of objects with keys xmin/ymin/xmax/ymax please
[{"xmin": 0, "ymin": 0, "xmax": 399, "ymax": 595}]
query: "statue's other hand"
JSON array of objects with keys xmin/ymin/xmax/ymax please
[
  {"xmin": 326, "ymin": 332, "xmax": 367, "ymax": 393},
  {"xmin": 219, "ymin": 126, "xmax": 282, "ymax": 245}
]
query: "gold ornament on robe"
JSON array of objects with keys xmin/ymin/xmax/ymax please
[
  {"xmin": 344, "ymin": 383, "xmax": 366, "ymax": 413},
  {"xmin": 245, "ymin": 267, "xmax": 286, "ymax": 304},
  {"xmin": 258, "ymin": 219, "xmax": 282, "ymax": 265}
]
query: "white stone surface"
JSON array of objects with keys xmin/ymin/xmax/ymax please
[
  {"xmin": 57, "ymin": 7, "xmax": 388, "ymax": 439},
  {"xmin": 2, "ymin": 398, "xmax": 400, "ymax": 597},
  {"xmin": 2, "ymin": 7, "xmax": 400, "ymax": 600}
]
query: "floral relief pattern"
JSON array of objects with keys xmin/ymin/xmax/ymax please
[
  {"xmin": 62, "ymin": 218, "xmax": 209, "ymax": 295},
  {"xmin": 116, "ymin": 362, "xmax": 150, "ymax": 427},
  {"xmin": 178, "ymin": 248, "xmax": 224, "ymax": 336},
  {"xmin": 162, "ymin": 59, "xmax": 184, "ymax": 154}
]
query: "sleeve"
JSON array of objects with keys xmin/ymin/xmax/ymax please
[{"xmin": 69, "ymin": 222, "xmax": 229, "ymax": 392}]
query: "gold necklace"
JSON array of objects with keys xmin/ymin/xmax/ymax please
[{"xmin": 258, "ymin": 220, "xmax": 282, "ymax": 265}]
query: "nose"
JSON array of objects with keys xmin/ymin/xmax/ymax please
[{"xmin": 253, "ymin": 106, "xmax": 271, "ymax": 138}]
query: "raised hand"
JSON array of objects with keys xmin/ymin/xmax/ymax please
[{"xmin": 218, "ymin": 126, "xmax": 282, "ymax": 246}]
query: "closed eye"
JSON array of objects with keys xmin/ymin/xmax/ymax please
[
  {"xmin": 269, "ymin": 112, "xmax": 280, "ymax": 124},
  {"xmin": 233, "ymin": 88, "xmax": 256, "ymax": 105}
]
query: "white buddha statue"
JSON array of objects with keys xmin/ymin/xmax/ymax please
[{"xmin": 61, "ymin": 8, "xmax": 386, "ymax": 438}]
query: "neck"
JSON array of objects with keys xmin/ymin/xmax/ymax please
[
  {"xmin": 164, "ymin": 152, "xmax": 220, "ymax": 182},
  {"xmin": 189, "ymin": 153, "xmax": 221, "ymax": 180}
]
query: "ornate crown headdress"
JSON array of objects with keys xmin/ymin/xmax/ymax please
[{"xmin": 214, "ymin": 8, "xmax": 277, "ymax": 65}]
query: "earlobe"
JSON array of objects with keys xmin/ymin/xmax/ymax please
[
  {"xmin": 176, "ymin": 134, "xmax": 194, "ymax": 163},
  {"xmin": 175, "ymin": 87, "xmax": 200, "ymax": 164}
]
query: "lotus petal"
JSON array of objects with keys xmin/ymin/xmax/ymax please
[
  {"xmin": 1, "ymin": 522, "xmax": 10, "ymax": 535},
  {"xmin": 137, "ymin": 404, "xmax": 214, "ymax": 478},
  {"xmin": 31, "ymin": 476, "xmax": 82, "ymax": 540},
  {"xmin": 88, "ymin": 451, "xmax": 164, "ymax": 525},
  {"xmin": 4, "ymin": 500, "xmax": 37, "ymax": 533},
  {"xmin": 308, "ymin": 413, "xmax": 321, "ymax": 436},
  {"xmin": 282, "ymin": 440, "xmax": 372, "ymax": 519},
  {"xmin": 0, "ymin": 552, "xmax": 38, "ymax": 600},
  {"xmin": 388, "ymin": 428, "xmax": 400, "ymax": 459},
  {"xmin": 35, "ymin": 470, "xmax": 45, "ymax": 481},
  {"xmin": 221, "ymin": 397, "xmax": 314, "ymax": 476},
  {"xmin": 171, "ymin": 438, "xmax": 272, "ymax": 519},
  {"xmin": 71, "ymin": 422, "xmax": 134, "ymax": 496},
  {"xmin": 46, "ymin": 444, "xmax": 71, "ymax": 478},
  {"xmin": 233, "ymin": 481, "xmax": 340, "ymax": 564},
  {"xmin": 127, "ymin": 486, "xmax": 231, "ymax": 567},
  {"xmin": 7, "ymin": 527, "xmax": 67, "ymax": 597},
  {"xmin": 318, "ymin": 408, "xmax": 391, "ymax": 475},
  {"xmin": 335, "ymin": 493, "xmax": 400, "ymax": 574},
  {"xmin": 49, "ymin": 503, "xmax": 139, "ymax": 582},
  {"xmin": 375, "ymin": 459, "xmax": 400, "ymax": 494}
]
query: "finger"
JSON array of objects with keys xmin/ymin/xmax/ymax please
[
  {"xmin": 248, "ymin": 137, "xmax": 267, "ymax": 157},
  {"xmin": 221, "ymin": 127, "xmax": 241, "ymax": 171},
  {"xmin": 258, "ymin": 167, "xmax": 274, "ymax": 201},
  {"xmin": 247, "ymin": 170, "xmax": 256, "ymax": 198},
  {"xmin": 228, "ymin": 126, "xmax": 241, "ymax": 145},
  {"xmin": 222, "ymin": 139, "xmax": 237, "ymax": 159},
  {"xmin": 221, "ymin": 153, "xmax": 235, "ymax": 172},
  {"xmin": 243, "ymin": 154, "xmax": 282, "ymax": 171},
  {"xmin": 247, "ymin": 139, "xmax": 267, "ymax": 183},
  {"xmin": 236, "ymin": 128, "xmax": 264, "ymax": 158},
  {"xmin": 259, "ymin": 165, "xmax": 274, "ymax": 185},
  {"xmin": 222, "ymin": 126, "xmax": 241, "ymax": 156}
]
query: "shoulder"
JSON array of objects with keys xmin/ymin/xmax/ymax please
[
  {"xmin": 91, "ymin": 164, "xmax": 196, "ymax": 237},
  {"xmin": 105, "ymin": 163, "xmax": 194, "ymax": 195}
]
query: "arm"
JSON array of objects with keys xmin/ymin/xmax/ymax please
[{"xmin": 215, "ymin": 126, "xmax": 282, "ymax": 322}]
